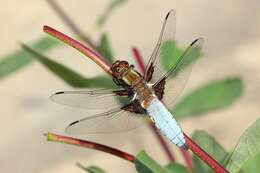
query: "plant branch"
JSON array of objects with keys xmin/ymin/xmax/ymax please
[
  {"xmin": 150, "ymin": 124, "xmax": 176, "ymax": 162},
  {"xmin": 132, "ymin": 47, "xmax": 146, "ymax": 71},
  {"xmin": 180, "ymin": 147, "xmax": 193, "ymax": 170},
  {"xmin": 132, "ymin": 47, "xmax": 175, "ymax": 162},
  {"xmin": 46, "ymin": 132, "xmax": 135, "ymax": 162},
  {"xmin": 43, "ymin": 25, "xmax": 112, "ymax": 75},
  {"xmin": 185, "ymin": 134, "xmax": 229, "ymax": 173},
  {"xmin": 45, "ymin": 0, "xmax": 96, "ymax": 48},
  {"xmin": 132, "ymin": 47, "xmax": 229, "ymax": 173}
]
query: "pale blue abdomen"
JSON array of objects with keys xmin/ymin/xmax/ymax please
[{"xmin": 146, "ymin": 98, "xmax": 186, "ymax": 148}]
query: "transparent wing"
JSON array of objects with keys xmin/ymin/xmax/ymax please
[
  {"xmin": 65, "ymin": 107, "xmax": 147, "ymax": 134},
  {"xmin": 144, "ymin": 9, "xmax": 176, "ymax": 83},
  {"xmin": 155, "ymin": 38, "xmax": 204, "ymax": 107},
  {"xmin": 50, "ymin": 89, "xmax": 131, "ymax": 110},
  {"xmin": 162, "ymin": 67, "xmax": 192, "ymax": 106}
]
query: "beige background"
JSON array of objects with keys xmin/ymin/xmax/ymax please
[{"xmin": 0, "ymin": 0, "xmax": 259, "ymax": 172}]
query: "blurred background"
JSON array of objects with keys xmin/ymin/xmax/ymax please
[{"xmin": 0, "ymin": 0, "xmax": 259, "ymax": 172}]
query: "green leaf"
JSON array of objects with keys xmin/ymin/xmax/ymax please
[
  {"xmin": 97, "ymin": 0, "xmax": 128, "ymax": 27},
  {"xmin": 241, "ymin": 152, "xmax": 260, "ymax": 173},
  {"xmin": 135, "ymin": 150, "xmax": 169, "ymax": 173},
  {"xmin": 20, "ymin": 43, "xmax": 115, "ymax": 88},
  {"xmin": 97, "ymin": 33, "xmax": 114, "ymax": 63},
  {"xmin": 173, "ymin": 77, "xmax": 243, "ymax": 119},
  {"xmin": 165, "ymin": 163, "xmax": 190, "ymax": 173},
  {"xmin": 161, "ymin": 40, "xmax": 202, "ymax": 75},
  {"xmin": 76, "ymin": 163, "xmax": 106, "ymax": 173},
  {"xmin": 0, "ymin": 36, "xmax": 59, "ymax": 80},
  {"xmin": 225, "ymin": 118, "xmax": 260, "ymax": 173},
  {"xmin": 192, "ymin": 131, "xmax": 228, "ymax": 173}
]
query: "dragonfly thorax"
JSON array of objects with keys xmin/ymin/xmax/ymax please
[
  {"xmin": 121, "ymin": 68, "xmax": 156, "ymax": 109},
  {"xmin": 111, "ymin": 60, "xmax": 156, "ymax": 108}
]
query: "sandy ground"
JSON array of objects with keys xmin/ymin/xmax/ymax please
[{"xmin": 0, "ymin": 0, "xmax": 259, "ymax": 172}]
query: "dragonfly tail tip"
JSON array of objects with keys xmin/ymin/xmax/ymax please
[{"xmin": 180, "ymin": 143, "xmax": 189, "ymax": 151}]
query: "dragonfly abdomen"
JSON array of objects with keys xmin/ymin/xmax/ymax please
[{"xmin": 146, "ymin": 98, "xmax": 186, "ymax": 148}]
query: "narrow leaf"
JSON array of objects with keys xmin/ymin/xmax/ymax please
[
  {"xmin": 20, "ymin": 43, "xmax": 115, "ymax": 88},
  {"xmin": 97, "ymin": 33, "xmax": 114, "ymax": 63},
  {"xmin": 192, "ymin": 131, "xmax": 228, "ymax": 173},
  {"xmin": 97, "ymin": 0, "xmax": 128, "ymax": 27},
  {"xmin": 0, "ymin": 36, "xmax": 59, "ymax": 80},
  {"xmin": 173, "ymin": 77, "xmax": 243, "ymax": 119},
  {"xmin": 135, "ymin": 150, "xmax": 169, "ymax": 173},
  {"xmin": 225, "ymin": 118, "xmax": 260, "ymax": 173},
  {"xmin": 166, "ymin": 163, "xmax": 190, "ymax": 173},
  {"xmin": 76, "ymin": 163, "xmax": 106, "ymax": 173}
]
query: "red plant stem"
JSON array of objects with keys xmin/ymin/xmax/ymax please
[
  {"xmin": 132, "ymin": 47, "xmax": 175, "ymax": 162},
  {"xmin": 46, "ymin": 132, "xmax": 135, "ymax": 162},
  {"xmin": 185, "ymin": 134, "xmax": 229, "ymax": 173},
  {"xmin": 149, "ymin": 124, "xmax": 175, "ymax": 161},
  {"xmin": 43, "ymin": 27, "xmax": 229, "ymax": 173},
  {"xmin": 132, "ymin": 47, "xmax": 146, "ymax": 71},
  {"xmin": 180, "ymin": 147, "xmax": 193, "ymax": 170},
  {"xmin": 43, "ymin": 25, "xmax": 112, "ymax": 75},
  {"xmin": 45, "ymin": 0, "xmax": 96, "ymax": 48},
  {"xmin": 132, "ymin": 47, "xmax": 229, "ymax": 173}
]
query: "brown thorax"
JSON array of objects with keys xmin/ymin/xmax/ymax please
[{"xmin": 111, "ymin": 60, "xmax": 156, "ymax": 109}]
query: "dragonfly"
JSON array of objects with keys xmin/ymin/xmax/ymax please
[{"xmin": 50, "ymin": 10, "xmax": 204, "ymax": 149}]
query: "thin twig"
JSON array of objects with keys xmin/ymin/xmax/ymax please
[
  {"xmin": 132, "ymin": 47, "xmax": 146, "ymax": 71},
  {"xmin": 45, "ymin": 0, "xmax": 96, "ymax": 48},
  {"xmin": 46, "ymin": 132, "xmax": 135, "ymax": 162},
  {"xmin": 132, "ymin": 47, "xmax": 175, "ymax": 162},
  {"xmin": 150, "ymin": 124, "xmax": 176, "ymax": 161},
  {"xmin": 43, "ymin": 25, "xmax": 112, "ymax": 75},
  {"xmin": 180, "ymin": 147, "xmax": 193, "ymax": 170},
  {"xmin": 185, "ymin": 134, "xmax": 228, "ymax": 173}
]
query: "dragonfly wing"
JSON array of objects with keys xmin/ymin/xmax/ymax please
[
  {"xmin": 65, "ymin": 106, "xmax": 147, "ymax": 134},
  {"xmin": 153, "ymin": 38, "xmax": 204, "ymax": 107},
  {"xmin": 50, "ymin": 89, "xmax": 132, "ymax": 110},
  {"xmin": 144, "ymin": 9, "xmax": 176, "ymax": 83}
]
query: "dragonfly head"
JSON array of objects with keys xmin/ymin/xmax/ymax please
[{"xmin": 111, "ymin": 60, "xmax": 132, "ymax": 79}]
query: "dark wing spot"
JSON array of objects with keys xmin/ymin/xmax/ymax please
[
  {"xmin": 165, "ymin": 11, "xmax": 171, "ymax": 19},
  {"xmin": 55, "ymin": 91, "xmax": 65, "ymax": 95},
  {"xmin": 69, "ymin": 120, "xmax": 79, "ymax": 126}
]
